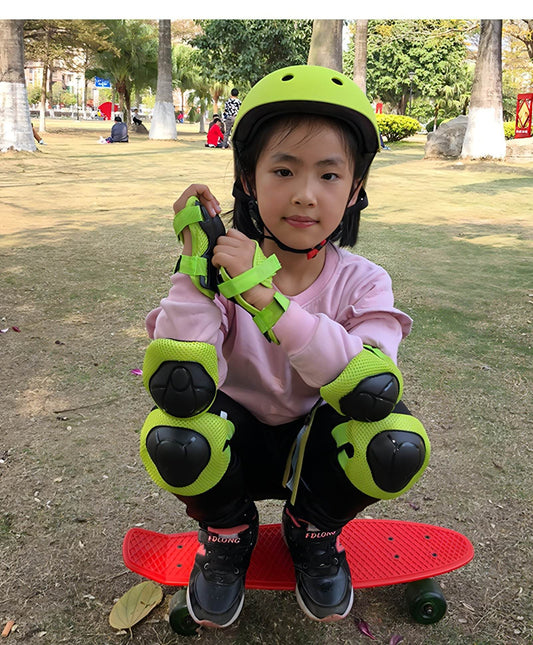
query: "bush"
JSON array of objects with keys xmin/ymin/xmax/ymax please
[
  {"xmin": 503, "ymin": 121, "xmax": 515, "ymax": 139},
  {"xmin": 376, "ymin": 114, "xmax": 420, "ymax": 142}
]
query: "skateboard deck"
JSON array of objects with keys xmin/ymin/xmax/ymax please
[{"xmin": 123, "ymin": 519, "xmax": 474, "ymax": 590}]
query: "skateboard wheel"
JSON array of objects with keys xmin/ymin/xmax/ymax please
[
  {"xmin": 168, "ymin": 589, "xmax": 198, "ymax": 636},
  {"xmin": 405, "ymin": 578, "xmax": 447, "ymax": 624}
]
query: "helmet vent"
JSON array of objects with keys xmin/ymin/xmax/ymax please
[
  {"xmin": 331, "ymin": 77, "xmax": 343, "ymax": 86},
  {"xmin": 281, "ymin": 74, "xmax": 294, "ymax": 81}
]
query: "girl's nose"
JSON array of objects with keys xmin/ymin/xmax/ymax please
[{"xmin": 291, "ymin": 179, "xmax": 317, "ymax": 207}]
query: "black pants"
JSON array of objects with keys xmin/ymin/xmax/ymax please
[{"xmin": 175, "ymin": 391, "xmax": 410, "ymax": 530}]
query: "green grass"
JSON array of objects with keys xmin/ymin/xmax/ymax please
[{"xmin": 1, "ymin": 121, "xmax": 532, "ymax": 645}]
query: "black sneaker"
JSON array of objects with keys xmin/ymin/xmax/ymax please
[
  {"xmin": 186, "ymin": 516, "xmax": 259, "ymax": 628},
  {"xmin": 282, "ymin": 506, "xmax": 353, "ymax": 622}
]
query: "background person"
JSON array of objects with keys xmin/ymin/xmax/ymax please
[{"xmin": 222, "ymin": 88, "xmax": 241, "ymax": 148}]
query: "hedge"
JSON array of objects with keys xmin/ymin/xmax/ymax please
[
  {"xmin": 376, "ymin": 114, "xmax": 420, "ymax": 142},
  {"xmin": 503, "ymin": 121, "xmax": 516, "ymax": 139}
]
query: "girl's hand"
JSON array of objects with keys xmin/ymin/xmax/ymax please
[
  {"xmin": 213, "ymin": 230, "xmax": 275, "ymax": 310},
  {"xmin": 173, "ymin": 184, "xmax": 222, "ymax": 256},
  {"xmin": 172, "ymin": 183, "xmax": 221, "ymax": 218}
]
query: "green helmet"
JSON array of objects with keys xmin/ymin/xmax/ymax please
[{"xmin": 232, "ymin": 64, "xmax": 380, "ymax": 160}]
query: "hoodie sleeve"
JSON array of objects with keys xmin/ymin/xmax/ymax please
[
  {"xmin": 271, "ymin": 266, "xmax": 412, "ymax": 389},
  {"xmin": 145, "ymin": 272, "xmax": 229, "ymax": 384}
]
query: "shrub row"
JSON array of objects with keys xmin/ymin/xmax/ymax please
[
  {"xmin": 503, "ymin": 121, "xmax": 516, "ymax": 139},
  {"xmin": 376, "ymin": 114, "xmax": 420, "ymax": 142}
]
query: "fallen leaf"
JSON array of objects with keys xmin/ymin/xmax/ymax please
[
  {"xmin": 390, "ymin": 636, "xmax": 404, "ymax": 645},
  {"xmin": 355, "ymin": 618, "xmax": 376, "ymax": 639},
  {"xmin": 11, "ymin": 326, "xmax": 21, "ymax": 332},
  {"xmin": 2, "ymin": 620, "xmax": 15, "ymax": 637},
  {"xmin": 0, "ymin": 329, "xmax": 8, "ymax": 334},
  {"xmin": 109, "ymin": 580, "xmax": 163, "ymax": 630},
  {"xmin": 130, "ymin": 368, "xmax": 143, "ymax": 375}
]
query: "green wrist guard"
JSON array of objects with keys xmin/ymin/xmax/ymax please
[
  {"xmin": 320, "ymin": 345, "xmax": 403, "ymax": 422},
  {"xmin": 218, "ymin": 242, "xmax": 289, "ymax": 344},
  {"xmin": 173, "ymin": 195, "xmax": 225, "ymax": 298}
]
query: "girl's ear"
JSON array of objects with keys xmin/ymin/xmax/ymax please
[
  {"xmin": 241, "ymin": 175, "xmax": 255, "ymax": 198},
  {"xmin": 347, "ymin": 183, "xmax": 362, "ymax": 208}
]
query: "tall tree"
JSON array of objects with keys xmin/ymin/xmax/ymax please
[
  {"xmin": 150, "ymin": 19, "xmax": 177, "ymax": 140},
  {"xmin": 87, "ymin": 20, "xmax": 158, "ymax": 125},
  {"xmin": 461, "ymin": 20, "xmax": 506, "ymax": 160},
  {"xmin": 307, "ymin": 20, "xmax": 343, "ymax": 72},
  {"xmin": 351, "ymin": 20, "xmax": 471, "ymax": 117},
  {"xmin": 352, "ymin": 20, "xmax": 368, "ymax": 93},
  {"xmin": 0, "ymin": 20, "xmax": 35, "ymax": 152},
  {"xmin": 24, "ymin": 20, "xmax": 109, "ymax": 132},
  {"xmin": 192, "ymin": 20, "xmax": 313, "ymax": 88}
]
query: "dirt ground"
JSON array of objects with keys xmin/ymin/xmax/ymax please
[{"xmin": 0, "ymin": 122, "xmax": 532, "ymax": 645}]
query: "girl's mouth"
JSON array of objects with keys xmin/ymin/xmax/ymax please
[{"xmin": 284, "ymin": 216, "xmax": 317, "ymax": 229}]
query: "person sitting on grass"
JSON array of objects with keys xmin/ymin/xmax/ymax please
[
  {"xmin": 31, "ymin": 123, "xmax": 45, "ymax": 145},
  {"xmin": 205, "ymin": 117, "xmax": 224, "ymax": 148},
  {"xmin": 99, "ymin": 115, "xmax": 129, "ymax": 143}
]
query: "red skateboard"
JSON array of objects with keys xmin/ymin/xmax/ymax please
[{"xmin": 123, "ymin": 519, "xmax": 474, "ymax": 634}]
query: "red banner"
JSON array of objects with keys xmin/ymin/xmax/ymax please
[{"xmin": 515, "ymin": 93, "xmax": 533, "ymax": 138}]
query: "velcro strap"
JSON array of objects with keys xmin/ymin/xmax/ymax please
[
  {"xmin": 173, "ymin": 197, "xmax": 203, "ymax": 240},
  {"xmin": 218, "ymin": 253, "xmax": 281, "ymax": 299},
  {"xmin": 177, "ymin": 254, "xmax": 207, "ymax": 277},
  {"xmin": 253, "ymin": 291, "xmax": 290, "ymax": 335}
]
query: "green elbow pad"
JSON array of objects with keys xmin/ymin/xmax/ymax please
[
  {"xmin": 320, "ymin": 345, "xmax": 403, "ymax": 422},
  {"xmin": 143, "ymin": 339, "xmax": 218, "ymax": 418}
]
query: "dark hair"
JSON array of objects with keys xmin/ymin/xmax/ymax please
[
  {"xmin": 232, "ymin": 113, "xmax": 368, "ymax": 247},
  {"xmin": 231, "ymin": 88, "xmax": 239, "ymax": 97},
  {"xmin": 114, "ymin": 115, "xmax": 122, "ymax": 122}
]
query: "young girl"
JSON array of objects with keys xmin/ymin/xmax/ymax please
[{"xmin": 139, "ymin": 65, "xmax": 430, "ymax": 629}]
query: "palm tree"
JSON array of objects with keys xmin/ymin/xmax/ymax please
[
  {"xmin": 0, "ymin": 20, "xmax": 35, "ymax": 152},
  {"xmin": 150, "ymin": 19, "xmax": 177, "ymax": 140},
  {"xmin": 307, "ymin": 20, "xmax": 343, "ymax": 72},
  {"xmin": 87, "ymin": 20, "xmax": 157, "ymax": 125},
  {"xmin": 461, "ymin": 20, "xmax": 506, "ymax": 160}
]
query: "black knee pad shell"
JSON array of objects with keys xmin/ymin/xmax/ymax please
[
  {"xmin": 145, "ymin": 425, "xmax": 211, "ymax": 488},
  {"xmin": 332, "ymin": 412, "xmax": 430, "ymax": 500},
  {"xmin": 367, "ymin": 430, "xmax": 427, "ymax": 493}
]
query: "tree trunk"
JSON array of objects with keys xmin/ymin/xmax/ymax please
[
  {"xmin": 149, "ymin": 19, "xmax": 177, "ymax": 140},
  {"xmin": 353, "ymin": 20, "xmax": 368, "ymax": 94},
  {"xmin": 307, "ymin": 20, "xmax": 343, "ymax": 72},
  {"xmin": 39, "ymin": 65, "xmax": 48, "ymax": 130},
  {"xmin": 461, "ymin": 20, "xmax": 505, "ymax": 160},
  {"xmin": 0, "ymin": 19, "xmax": 36, "ymax": 152}
]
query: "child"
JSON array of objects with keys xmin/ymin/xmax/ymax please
[
  {"xmin": 139, "ymin": 65, "xmax": 430, "ymax": 629},
  {"xmin": 205, "ymin": 116, "xmax": 224, "ymax": 148}
]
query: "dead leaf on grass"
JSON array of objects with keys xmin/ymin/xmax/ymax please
[
  {"xmin": 109, "ymin": 580, "xmax": 163, "ymax": 630},
  {"xmin": 355, "ymin": 618, "xmax": 376, "ymax": 639}
]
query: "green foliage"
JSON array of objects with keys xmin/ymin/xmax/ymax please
[
  {"xmin": 345, "ymin": 20, "xmax": 472, "ymax": 117},
  {"xmin": 26, "ymin": 84, "xmax": 41, "ymax": 105},
  {"xmin": 191, "ymin": 19, "xmax": 313, "ymax": 88},
  {"xmin": 503, "ymin": 121, "xmax": 516, "ymax": 139},
  {"xmin": 86, "ymin": 20, "xmax": 158, "ymax": 115},
  {"xmin": 376, "ymin": 114, "xmax": 420, "ymax": 142}
]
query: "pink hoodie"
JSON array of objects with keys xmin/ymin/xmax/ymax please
[{"xmin": 146, "ymin": 243, "xmax": 412, "ymax": 425}]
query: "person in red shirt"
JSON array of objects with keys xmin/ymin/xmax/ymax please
[{"xmin": 205, "ymin": 117, "xmax": 224, "ymax": 148}]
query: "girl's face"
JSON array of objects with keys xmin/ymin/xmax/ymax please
[{"xmin": 253, "ymin": 120, "xmax": 359, "ymax": 252}]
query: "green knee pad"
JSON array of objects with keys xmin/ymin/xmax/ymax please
[
  {"xmin": 139, "ymin": 407, "xmax": 234, "ymax": 496},
  {"xmin": 142, "ymin": 339, "xmax": 218, "ymax": 418},
  {"xmin": 320, "ymin": 346, "xmax": 403, "ymax": 422},
  {"xmin": 332, "ymin": 413, "xmax": 430, "ymax": 500}
]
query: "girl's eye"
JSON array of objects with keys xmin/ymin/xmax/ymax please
[
  {"xmin": 322, "ymin": 172, "xmax": 338, "ymax": 181},
  {"xmin": 275, "ymin": 168, "xmax": 292, "ymax": 177}
]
